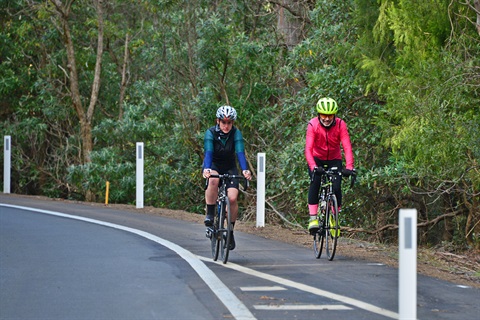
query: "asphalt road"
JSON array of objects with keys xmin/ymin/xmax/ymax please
[{"xmin": 1, "ymin": 194, "xmax": 479, "ymax": 320}]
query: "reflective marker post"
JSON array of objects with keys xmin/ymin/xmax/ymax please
[
  {"xmin": 256, "ymin": 153, "xmax": 266, "ymax": 227},
  {"xmin": 399, "ymin": 209, "xmax": 417, "ymax": 320},
  {"xmin": 4, "ymin": 136, "xmax": 11, "ymax": 193},
  {"xmin": 136, "ymin": 142, "xmax": 144, "ymax": 209}
]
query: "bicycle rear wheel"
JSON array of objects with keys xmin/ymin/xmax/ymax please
[
  {"xmin": 325, "ymin": 195, "xmax": 339, "ymax": 261},
  {"xmin": 221, "ymin": 197, "xmax": 232, "ymax": 264},
  {"xmin": 211, "ymin": 202, "xmax": 222, "ymax": 261}
]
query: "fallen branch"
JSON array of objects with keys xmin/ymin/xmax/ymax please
[{"xmin": 265, "ymin": 199, "xmax": 303, "ymax": 228}]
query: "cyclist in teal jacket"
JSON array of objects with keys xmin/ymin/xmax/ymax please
[
  {"xmin": 305, "ymin": 97, "xmax": 355, "ymax": 233},
  {"xmin": 202, "ymin": 106, "xmax": 252, "ymax": 250}
]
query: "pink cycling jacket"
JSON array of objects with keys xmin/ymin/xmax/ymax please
[{"xmin": 305, "ymin": 116, "xmax": 354, "ymax": 171}]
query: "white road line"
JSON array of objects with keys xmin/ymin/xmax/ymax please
[
  {"xmin": 199, "ymin": 256, "xmax": 399, "ymax": 319},
  {"xmin": 0, "ymin": 204, "xmax": 256, "ymax": 320},
  {"xmin": 253, "ymin": 304, "xmax": 352, "ymax": 311},
  {"xmin": 240, "ymin": 286, "xmax": 287, "ymax": 291}
]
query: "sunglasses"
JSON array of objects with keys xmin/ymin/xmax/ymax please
[{"xmin": 319, "ymin": 114, "xmax": 335, "ymax": 119}]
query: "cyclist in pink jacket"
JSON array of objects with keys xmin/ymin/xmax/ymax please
[{"xmin": 305, "ymin": 97, "xmax": 355, "ymax": 233}]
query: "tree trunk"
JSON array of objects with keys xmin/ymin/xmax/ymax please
[
  {"xmin": 51, "ymin": 0, "xmax": 105, "ymax": 201},
  {"xmin": 464, "ymin": 181, "xmax": 479, "ymax": 249},
  {"xmin": 475, "ymin": 1, "xmax": 480, "ymax": 35},
  {"xmin": 276, "ymin": 0, "xmax": 307, "ymax": 47},
  {"xmin": 118, "ymin": 33, "xmax": 129, "ymax": 120}
]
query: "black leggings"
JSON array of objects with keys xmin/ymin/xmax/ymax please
[{"xmin": 308, "ymin": 159, "xmax": 343, "ymax": 207}]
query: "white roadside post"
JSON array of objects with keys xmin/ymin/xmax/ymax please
[
  {"xmin": 256, "ymin": 153, "xmax": 266, "ymax": 227},
  {"xmin": 399, "ymin": 208, "xmax": 417, "ymax": 320},
  {"xmin": 4, "ymin": 136, "xmax": 11, "ymax": 194},
  {"xmin": 136, "ymin": 142, "xmax": 144, "ymax": 209}
]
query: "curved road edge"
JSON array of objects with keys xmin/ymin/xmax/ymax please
[{"xmin": 0, "ymin": 203, "xmax": 256, "ymax": 320}]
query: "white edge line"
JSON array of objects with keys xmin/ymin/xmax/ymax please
[
  {"xmin": 0, "ymin": 204, "xmax": 256, "ymax": 320},
  {"xmin": 198, "ymin": 256, "xmax": 399, "ymax": 319}
]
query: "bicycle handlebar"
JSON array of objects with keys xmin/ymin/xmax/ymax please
[{"xmin": 313, "ymin": 166, "xmax": 357, "ymax": 188}]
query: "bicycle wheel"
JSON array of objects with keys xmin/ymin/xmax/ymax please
[
  {"xmin": 313, "ymin": 226, "xmax": 325, "ymax": 259},
  {"xmin": 221, "ymin": 197, "xmax": 232, "ymax": 264},
  {"xmin": 313, "ymin": 205, "xmax": 325, "ymax": 259},
  {"xmin": 211, "ymin": 202, "xmax": 222, "ymax": 261},
  {"xmin": 325, "ymin": 195, "xmax": 339, "ymax": 261}
]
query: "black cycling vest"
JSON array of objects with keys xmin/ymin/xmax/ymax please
[{"xmin": 209, "ymin": 125, "xmax": 237, "ymax": 170}]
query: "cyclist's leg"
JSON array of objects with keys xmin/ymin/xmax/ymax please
[
  {"xmin": 307, "ymin": 165, "xmax": 321, "ymax": 232},
  {"xmin": 329, "ymin": 160, "xmax": 343, "ymax": 210},
  {"xmin": 204, "ymin": 169, "xmax": 219, "ymax": 226},
  {"xmin": 227, "ymin": 187, "xmax": 239, "ymax": 222},
  {"xmin": 332, "ymin": 175, "xmax": 342, "ymax": 209},
  {"xmin": 222, "ymin": 167, "xmax": 239, "ymax": 250}
]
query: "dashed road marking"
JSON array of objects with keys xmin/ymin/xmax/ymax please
[
  {"xmin": 200, "ymin": 256, "xmax": 399, "ymax": 319},
  {"xmin": 253, "ymin": 304, "xmax": 352, "ymax": 311},
  {"xmin": 240, "ymin": 286, "xmax": 287, "ymax": 291}
]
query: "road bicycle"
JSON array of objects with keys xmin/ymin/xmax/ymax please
[
  {"xmin": 205, "ymin": 174, "xmax": 248, "ymax": 264},
  {"xmin": 312, "ymin": 166, "xmax": 356, "ymax": 261}
]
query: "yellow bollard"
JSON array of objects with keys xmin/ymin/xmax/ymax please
[{"xmin": 105, "ymin": 181, "xmax": 110, "ymax": 205}]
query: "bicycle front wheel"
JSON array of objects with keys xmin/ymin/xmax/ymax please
[
  {"xmin": 313, "ymin": 228, "xmax": 324, "ymax": 259},
  {"xmin": 211, "ymin": 203, "xmax": 222, "ymax": 261},
  {"xmin": 221, "ymin": 197, "xmax": 232, "ymax": 264},
  {"xmin": 325, "ymin": 195, "xmax": 339, "ymax": 261},
  {"xmin": 313, "ymin": 203, "xmax": 325, "ymax": 259}
]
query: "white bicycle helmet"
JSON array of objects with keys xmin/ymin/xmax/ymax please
[{"xmin": 216, "ymin": 105, "xmax": 237, "ymax": 120}]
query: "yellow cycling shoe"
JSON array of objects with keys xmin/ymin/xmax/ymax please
[{"xmin": 308, "ymin": 218, "xmax": 319, "ymax": 234}]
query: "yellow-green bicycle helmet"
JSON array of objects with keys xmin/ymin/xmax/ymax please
[{"xmin": 316, "ymin": 97, "xmax": 338, "ymax": 115}]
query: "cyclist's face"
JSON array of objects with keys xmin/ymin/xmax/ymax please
[
  {"xmin": 319, "ymin": 113, "xmax": 335, "ymax": 127},
  {"xmin": 217, "ymin": 118, "xmax": 233, "ymax": 133}
]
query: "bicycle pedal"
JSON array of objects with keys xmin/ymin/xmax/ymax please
[{"xmin": 205, "ymin": 229, "xmax": 212, "ymax": 239}]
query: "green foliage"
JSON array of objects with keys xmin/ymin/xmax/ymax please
[{"xmin": 352, "ymin": 0, "xmax": 480, "ymax": 246}]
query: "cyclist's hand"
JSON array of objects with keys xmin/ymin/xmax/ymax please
[
  {"xmin": 342, "ymin": 168, "xmax": 356, "ymax": 177},
  {"xmin": 203, "ymin": 168, "xmax": 211, "ymax": 179},
  {"xmin": 242, "ymin": 170, "xmax": 252, "ymax": 180},
  {"xmin": 314, "ymin": 166, "xmax": 325, "ymax": 175}
]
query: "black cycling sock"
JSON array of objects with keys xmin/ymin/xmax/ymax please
[{"xmin": 206, "ymin": 205, "xmax": 215, "ymax": 216}]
